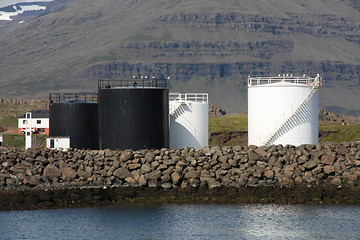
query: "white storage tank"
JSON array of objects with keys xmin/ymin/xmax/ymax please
[
  {"xmin": 169, "ymin": 93, "xmax": 208, "ymax": 149},
  {"xmin": 248, "ymin": 74, "xmax": 321, "ymax": 146}
]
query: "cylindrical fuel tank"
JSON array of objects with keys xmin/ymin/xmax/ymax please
[
  {"xmin": 49, "ymin": 99, "xmax": 98, "ymax": 149},
  {"xmin": 248, "ymin": 75, "xmax": 320, "ymax": 146},
  {"xmin": 169, "ymin": 93, "xmax": 208, "ymax": 149},
  {"xmin": 98, "ymin": 85, "xmax": 169, "ymax": 150}
]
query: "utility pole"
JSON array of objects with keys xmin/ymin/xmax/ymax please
[{"xmin": 25, "ymin": 112, "xmax": 32, "ymax": 149}]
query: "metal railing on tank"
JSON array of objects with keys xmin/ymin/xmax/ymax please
[
  {"xmin": 169, "ymin": 93, "xmax": 208, "ymax": 103},
  {"xmin": 98, "ymin": 78, "xmax": 169, "ymax": 89},
  {"xmin": 248, "ymin": 74, "xmax": 321, "ymax": 87},
  {"xmin": 49, "ymin": 93, "xmax": 98, "ymax": 103}
]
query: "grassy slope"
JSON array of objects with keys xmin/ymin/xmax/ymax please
[
  {"xmin": 210, "ymin": 114, "xmax": 360, "ymax": 143},
  {"xmin": 319, "ymin": 121, "xmax": 360, "ymax": 143},
  {"xmin": 209, "ymin": 114, "xmax": 248, "ymax": 133},
  {"xmin": 0, "ymin": 100, "xmax": 48, "ymax": 129}
]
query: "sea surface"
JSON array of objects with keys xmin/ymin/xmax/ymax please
[{"xmin": 0, "ymin": 204, "xmax": 359, "ymax": 240}]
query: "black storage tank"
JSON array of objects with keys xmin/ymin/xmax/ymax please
[
  {"xmin": 98, "ymin": 79, "xmax": 169, "ymax": 150},
  {"xmin": 49, "ymin": 93, "xmax": 98, "ymax": 150}
]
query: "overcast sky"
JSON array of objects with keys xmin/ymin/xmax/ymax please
[{"xmin": 0, "ymin": 0, "xmax": 53, "ymax": 8}]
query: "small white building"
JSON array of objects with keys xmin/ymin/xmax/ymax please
[
  {"xmin": 18, "ymin": 110, "xmax": 49, "ymax": 134},
  {"xmin": 46, "ymin": 136, "xmax": 71, "ymax": 150},
  {"xmin": 169, "ymin": 93, "xmax": 208, "ymax": 149}
]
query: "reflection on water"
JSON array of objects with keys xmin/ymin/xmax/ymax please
[{"xmin": 0, "ymin": 204, "xmax": 359, "ymax": 240}]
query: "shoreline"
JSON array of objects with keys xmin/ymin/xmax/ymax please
[
  {"xmin": 1, "ymin": 142, "xmax": 360, "ymax": 211},
  {"xmin": 1, "ymin": 184, "xmax": 360, "ymax": 211}
]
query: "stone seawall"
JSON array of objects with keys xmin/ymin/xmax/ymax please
[{"xmin": 1, "ymin": 143, "xmax": 360, "ymax": 210}]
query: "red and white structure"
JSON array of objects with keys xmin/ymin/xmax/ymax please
[{"xmin": 18, "ymin": 110, "xmax": 49, "ymax": 134}]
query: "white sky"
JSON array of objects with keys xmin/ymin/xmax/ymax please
[{"xmin": 0, "ymin": 0, "xmax": 53, "ymax": 8}]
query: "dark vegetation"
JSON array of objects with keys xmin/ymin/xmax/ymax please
[{"xmin": 2, "ymin": 185, "xmax": 360, "ymax": 211}]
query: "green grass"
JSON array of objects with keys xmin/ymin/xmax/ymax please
[
  {"xmin": 0, "ymin": 115, "xmax": 18, "ymax": 128},
  {"xmin": 319, "ymin": 121, "xmax": 360, "ymax": 142},
  {"xmin": 3, "ymin": 133, "xmax": 47, "ymax": 148},
  {"xmin": 209, "ymin": 114, "xmax": 360, "ymax": 143},
  {"xmin": 209, "ymin": 114, "xmax": 248, "ymax": 133},
  {"xmin": 3, "ymin": 133, "xmax": 25, "ymax": 148}
]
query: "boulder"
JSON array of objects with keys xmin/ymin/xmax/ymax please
[
  {"xmin": 131, "ymin": 170, "xmax": 140, "ymax": 181},
  {"xmin": 324, "ymin": 165, "xmax": 335, "ymax": 175},
  {"xmin": 145, "ymin": 169, "xmax": 162, "ymax": 180},
  {"xmin": 294, "ymin": 176, "xmax": 303, "ymax": 184},
  {"xmin": 284, "ymin": 165, "xmax": 294, "ymax": 177},
  {"xmin": 264, "ymin": 170, "xmax": 274, "ymax": 179},
  {"xmin": 113, "ymin": 168, "xmax": 132, "ymax": 179},
  {"xmin": 171, "ymin": 171, "xmax": 181, "ymax": 185},
  {"xmin": 184, "ymin": 170, "xmax": 199, "ymax": 179},
  {"xmin": 254, "ymin": 148, "xmax": 267, "ymax": 158},
  {"xmin": 321, "ymin": 155, "xmax": 335, "ymax": 165},
  {"xmin": 228, "ymin": 159, "xmax": 238, "ymax": 167},
  {"xmin": 62, "ymin": 167, "xmax": 77, "ymax": 180},
  {"xmin": 248, "ymin": 177, "xmax": 259, "ymax": 186},
  {"xmin": 145, "ymin": 152, "xmax": 155, "ymax": 162},
  {"xmin": 253, "ymin": 169, "xmax": 263, "ymax": 178},
  {"xmin": 43, "ymin": 164, "xmax": 61, "ymax": 180},
  {"xmin": 128, "ymin": 163, "xmax": 141, "ymax": 170},
  {"xmin": 140, "ymin": 163, "xmax": 151, "ymax": 174},
  {"xmin": 125, "ymin": 177, "xmax": 137, "ymax": 185},
  {"xmin": 208, "ymin": 181, "xmax": 221, "ymax": 188},
  {"xmin": 161, "ymin": 182, "xmax": 172, "ymax": 189},
  {"xmin": 157, "ymin": 164, "xmax": 168, "ymax": 171},
  {"xmin": 303, "ymin": 160, "xmax": 317, "ymax": 170},
  {"xmin": 189, "ymin": 177, "xmax": 200, "ymax": 187},
  {"xmin": 354, "ymin": 160, "xmax": 360, "ymax": 167},
  {"xmin": 163, "ymin": 159, "xmax": 175, "ymax": 166},
  {"xmin": 331, "ymin": 178, "xmax": 342, "ymax": 186},
  {"xmin": 120, "ymin": 152, "xmax": 134, "ymax": 161},
  {"xmin": 348, "ymin": 174, "xmax": 358, "ymax": 182},
  {"xmin": 312, "ymin": 166, "xmax": 323, "ymax": 175},
  {"xmin": 278, "ymin": 177, "xmax": 294, "ymax": 186},
  {"xmin": 138, "ymin": 175, "xmax": 147, "ymax": 186},
  {"xmin": 303, "ymin": 171, "xmax": 316, "ymax": 183},
  {"xmin": 77, "ymin": 169, "xmax": 91, "ymax": 179},
  {"xmin": 161, "ymin": 174, "xmax": 171, "ymax": 183},
  {"xmin": 248, "ymin": 150, "xmax": 262, "ymax": 162},
  {"xmin": 336, "ymin": 145, "xmax": 348, "ymax": 155}
]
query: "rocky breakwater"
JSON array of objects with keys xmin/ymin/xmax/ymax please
[{"xmin": 1, "ymin": 143, "xmax": 360, "ymax": 210}]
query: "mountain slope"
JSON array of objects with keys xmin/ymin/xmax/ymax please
[{"xmin": 1, "ymin": 0, "xmax": 360, "ymax": 114}]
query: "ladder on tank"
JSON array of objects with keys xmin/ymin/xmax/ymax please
[
  {"xmin": 169, "ymin": 99, "xmax": 203, "ymax": 140},
  {"xmin": 169, "ymin": 93, "xmax": 208, "ymax": 118},
  {"xmin": 169, "ymin": 101, "xmax": 191, "ymax": 119},
  {"xmin": 169, "ymin": 93, "xmax": 208, "ymax": 140},
  {"xmin": 261, "ymin": 75, "xmax": 321, "ymax": 146}
]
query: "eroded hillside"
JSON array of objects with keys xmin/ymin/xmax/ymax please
[{"xmin": 0, "ymin": 0, "xmax": 360, "ymax": 114}]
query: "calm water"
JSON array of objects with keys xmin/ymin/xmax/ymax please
[{"xmin": 0, "ymin": 204, "xmax": 359, "ymax": 240}]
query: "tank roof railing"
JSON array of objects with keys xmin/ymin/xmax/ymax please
[
  {"xmin": 98, "ymin": 79, "xmax": 168, "ymax": 89},
  {"xmin": 169, "ymin": 93, "xmax": 208, "ymax": 103},
  {"xmin": 248, "ymin": 74, "xmax": 321, "ymax": 87},
  {"xmin": 49, "ymin": 93, "xmax": 98, "ymax": 103}
]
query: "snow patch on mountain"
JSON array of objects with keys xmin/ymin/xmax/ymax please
[
  {"xmin": 0, "ymin": 4, "xmax": 46, "ymax": 20},
  {"xmin": 0, "ymin": 0, "xmax": 53, "ymax": 8}
]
